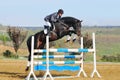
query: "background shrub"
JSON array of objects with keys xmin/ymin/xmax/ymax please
[
  {"xmin": 101, "ymin": 54, "xmax": 120, "ymax": 62},
  {"xmin": 3, "ymin": 50, "xmax": 19, "ymax": 59},
  {"xmin": 3, "ymin": 50, "xmax": 12, "ymax": 58}
]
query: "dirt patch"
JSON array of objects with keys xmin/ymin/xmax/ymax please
[{"xmin": 0, "ymin": 60, "xmax": 120, "ymax": 80}]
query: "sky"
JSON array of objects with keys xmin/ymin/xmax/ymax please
[{"xmin": 0, "ymin": 0, "xmax": 120, "ymax": 26}]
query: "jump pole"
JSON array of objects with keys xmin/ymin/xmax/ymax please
[
  {"xmin": 27, "ymin": 32, "xmax": 101, "ymax": 80},
  {"xmin": 91, "ymin": 33, "xmax": 101, "ymax": 78}
]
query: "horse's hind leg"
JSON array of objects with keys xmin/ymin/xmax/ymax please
[
  {"xmin": 25, "ymin": 54, "xmax": 31, "ymax": 71},
  {"xmin": 25, "ymin": 36, "xmax": 32, "ymax": 71}
]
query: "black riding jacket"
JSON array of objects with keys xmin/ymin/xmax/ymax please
[{"xmin": 44, "ymin": 12, "xmax": 61, "ymax": 23}]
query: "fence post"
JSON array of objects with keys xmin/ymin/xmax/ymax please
[
  {"xmin": 91, "ymin": 33, "xmax": 101, "ymax": 78},
  {"xmin": 43, "ymin": 35, "xmax": 54, "ymax": 80}
]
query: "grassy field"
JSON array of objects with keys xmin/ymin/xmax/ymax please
[
  {"xmin": 0, "ymin": 27, "xmax": 120, "ymax": 61},
  {"xmin": 82, "ymin": 27, "xmax": 120, "ymax": 61}
]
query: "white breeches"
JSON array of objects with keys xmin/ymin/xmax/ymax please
[{"xmin": 45, "ymin": 21, "xmax": 51, "ymax": 27}]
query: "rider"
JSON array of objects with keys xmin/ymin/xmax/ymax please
[{"xmin": 44, "ymin": 9, "xmax": 64, "ymax": 34}]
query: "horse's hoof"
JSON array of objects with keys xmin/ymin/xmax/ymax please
[
  {"xmin": 25, "ymin": 67, "xmax": 29, "ymax": 71},
  {"xmin": 65, "ymin": 40, "xmax": 70, "ymax": 43},
  {"xmin": 72, "ymin": 39, "xmax": 76, "ymax": 42}
]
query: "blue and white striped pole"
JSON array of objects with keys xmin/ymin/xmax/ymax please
[
  {"xmin": 34, "ymin": 61, "xmax": 82, "ymax": 65},
  {"xmin": 34, "ymin": 48, "xmax": 94, "ymax": 53},
  {"xmin": 34, "ymin": 55, "xmax": 82, "ymax": 59}
]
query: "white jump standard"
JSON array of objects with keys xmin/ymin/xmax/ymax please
[{"xmin": 26, "ymin": 33, "xmax": 101, "ymax": 80}]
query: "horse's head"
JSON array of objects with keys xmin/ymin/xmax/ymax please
[
  {"xmin": 73, "ymin": 20, "xmax": 82, "ymax": 37},
  {"xmin": 60, "ymin": 17, "xmax": 82, "ymax": 37}
]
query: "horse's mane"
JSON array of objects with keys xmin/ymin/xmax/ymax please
[
  {"xmin": 61, "ymin": 16, "xmax": 80, "ymax": 23},
  {"xmin": 55, "ymin": 20, "xmax": 69, "ymax": 29}
]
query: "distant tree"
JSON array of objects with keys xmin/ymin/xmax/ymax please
[
  {"xmin": 79, "ymin": 33, "xmax": 93, "ymax": 60},
  {"xmin": 83, "ymin": 33, "xmax": 92, "ymax": 48},
  {"xmin": 2, "ymin": 33, "xmax": 6, "ymax": 45},
  {"xmin": 79, "ymin": 33, "xmax": 92, "ymax": 48},
  {"xmin": 7, "ymin": 27, "xmax": 28, "ymax": 54}
]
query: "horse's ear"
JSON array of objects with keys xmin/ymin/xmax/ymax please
[
  {"xmin": 80, "ymin": 20, "xmax": 83, "ymax": 22},
  {"xmin": 75, "ymin": 20, "xmax": 80, "ymax": 23},
  {"xmin": 76, "ymin": 20, "xmax": 83, "ymax": 23}
]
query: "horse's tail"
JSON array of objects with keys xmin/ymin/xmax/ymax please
[{"xmin": 27, "ymin": 35, "xmax": 32, "ymax": 61}]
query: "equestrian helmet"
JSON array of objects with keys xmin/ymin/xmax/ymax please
[{"xmin": 58, "ymin": 9, "xmax": 64, "ymax": 14}]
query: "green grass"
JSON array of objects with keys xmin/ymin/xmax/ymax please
[
  {"xmin": 81, "ymin": 27, "xmax": 120, "ymax": 61},
  {"xmin": 96, "ymin": 28, "xmax": 120, "ymax": 61},
  {"xmin": 0, "ymin": 26, "xmax": 120, "ymax": 62}
]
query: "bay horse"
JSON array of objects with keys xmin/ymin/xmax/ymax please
[{"xmin": 26, "ymin": 17, "xmax": 82, "ymax": 71}]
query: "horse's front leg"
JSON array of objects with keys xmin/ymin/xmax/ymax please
[
  {"xmin": 66, "ymin": 33, "xmax": 71, "ymax": 42},
  {"xmin": 65, "ymin": 31, "xmax": 77, "ymax": 43}
]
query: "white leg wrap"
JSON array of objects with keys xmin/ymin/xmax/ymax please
[
  {"xmin": 27, "ymin": 61, "xmax": 31, "ymax": 67},
  {"xmin": 67, "ymin": 35, "xmax": 71, "ymax": 40},
  {"xmin": 44, "ymin": 29, "xmax": 47, "ymax": 34},
  {"xmin": 72, "ymin": 34, "xmax": 77, "ymax": 40}
]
